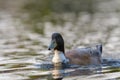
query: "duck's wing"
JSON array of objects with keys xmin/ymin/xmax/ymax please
[
  {"xmin": 65, "ymin": 44, "xmax": 102, "ymax": 65},
  {"xmin": 66, "ymin": 44, "xmax": 102, "ymax": 58},
  {"xmin": 77, "ymin": 44, "xmax": 102, "ymax": 57},
  {"xmin": 65, "ymin": 49, "xmax": 91, "ymax": 65}
]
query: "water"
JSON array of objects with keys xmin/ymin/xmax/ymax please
[{"xmin": 0, "ymin": 12, "xmax": 120, "ymax": 80}]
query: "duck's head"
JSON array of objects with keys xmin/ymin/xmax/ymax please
[{"xmin": 48, "ymin": 33, "xmax": 65, "ymax": 53}]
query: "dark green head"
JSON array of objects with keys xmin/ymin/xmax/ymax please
[{"xmin": 48, "ymin": 33, "xmax": 65, "ymax": 53}]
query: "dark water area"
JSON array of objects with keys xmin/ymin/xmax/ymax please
[{"xmin": 0, "ymin": 0, "xmax": 120, "ymax": 80}]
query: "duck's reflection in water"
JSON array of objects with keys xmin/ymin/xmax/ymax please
[
  {"xmin": 52, "ymin": 65, "xmax": 102, "ymax": 80},
  {"xmin": 52, "ymin": 64, "xmax": 64, "ymax": 80},
  {"xmin": 52, "ymin": 68, "xmax": 64, "ymax": 80}
]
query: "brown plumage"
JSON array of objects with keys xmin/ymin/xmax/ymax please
[
  {"xmin": 48, "ymin": 33, "xmax": 102, "ymax": 65},
  {"xmin": 65, "ymin": 47, "xmax": 102, "ymax": 65}
]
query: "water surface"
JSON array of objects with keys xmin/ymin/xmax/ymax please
[{"xmin": 0, "ymin": 11, "xmax": 120, "ymax": 80}]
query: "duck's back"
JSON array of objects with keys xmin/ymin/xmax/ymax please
[{"xmin": 65, "ymin": 45, "xmax": 102, "ymax": 65}]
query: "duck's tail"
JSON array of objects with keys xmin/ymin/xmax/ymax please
[{"xmin": 96, "ymin": 44, "xmax": 102, "ymax": 54}]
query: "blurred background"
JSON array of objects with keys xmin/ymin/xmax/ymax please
[
  {"xmin": 0, "ymin": 0, "xmax": 120, "ymax": 80},
  {"xmin": 0, "ymin": 0, "xmax": 120, "ymax": 58}
]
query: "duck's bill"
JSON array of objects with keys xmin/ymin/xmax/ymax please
[{"xmin": 48, "ymin": 40, "xmax": 57, "ymax": 50}]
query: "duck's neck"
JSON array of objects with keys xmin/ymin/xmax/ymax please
[
  {"xmin": 52, "ymin": 50, "xmax": 68, "ymax": 64},
  {"xmin": 55, "ymin": 45, "xmax": 65, "ymax": 54}
]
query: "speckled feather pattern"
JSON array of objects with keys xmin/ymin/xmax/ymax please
[{"xmin": 65, "ymin": 45, "xmax": 102, "ymax": 65}]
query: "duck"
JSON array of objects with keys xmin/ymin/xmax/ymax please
[{"xmin": 48, "ymin": 32, "xmax": 102, "ymax": 66}]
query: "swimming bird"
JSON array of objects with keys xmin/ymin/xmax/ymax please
[{"xmin": 48, "ymin": 33, "xmax": 102, "ymax": 66}]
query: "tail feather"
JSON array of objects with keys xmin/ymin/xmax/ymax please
[{"xmin": 96, "ymin": 44, "xmax": 102, "ymax": 54}]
